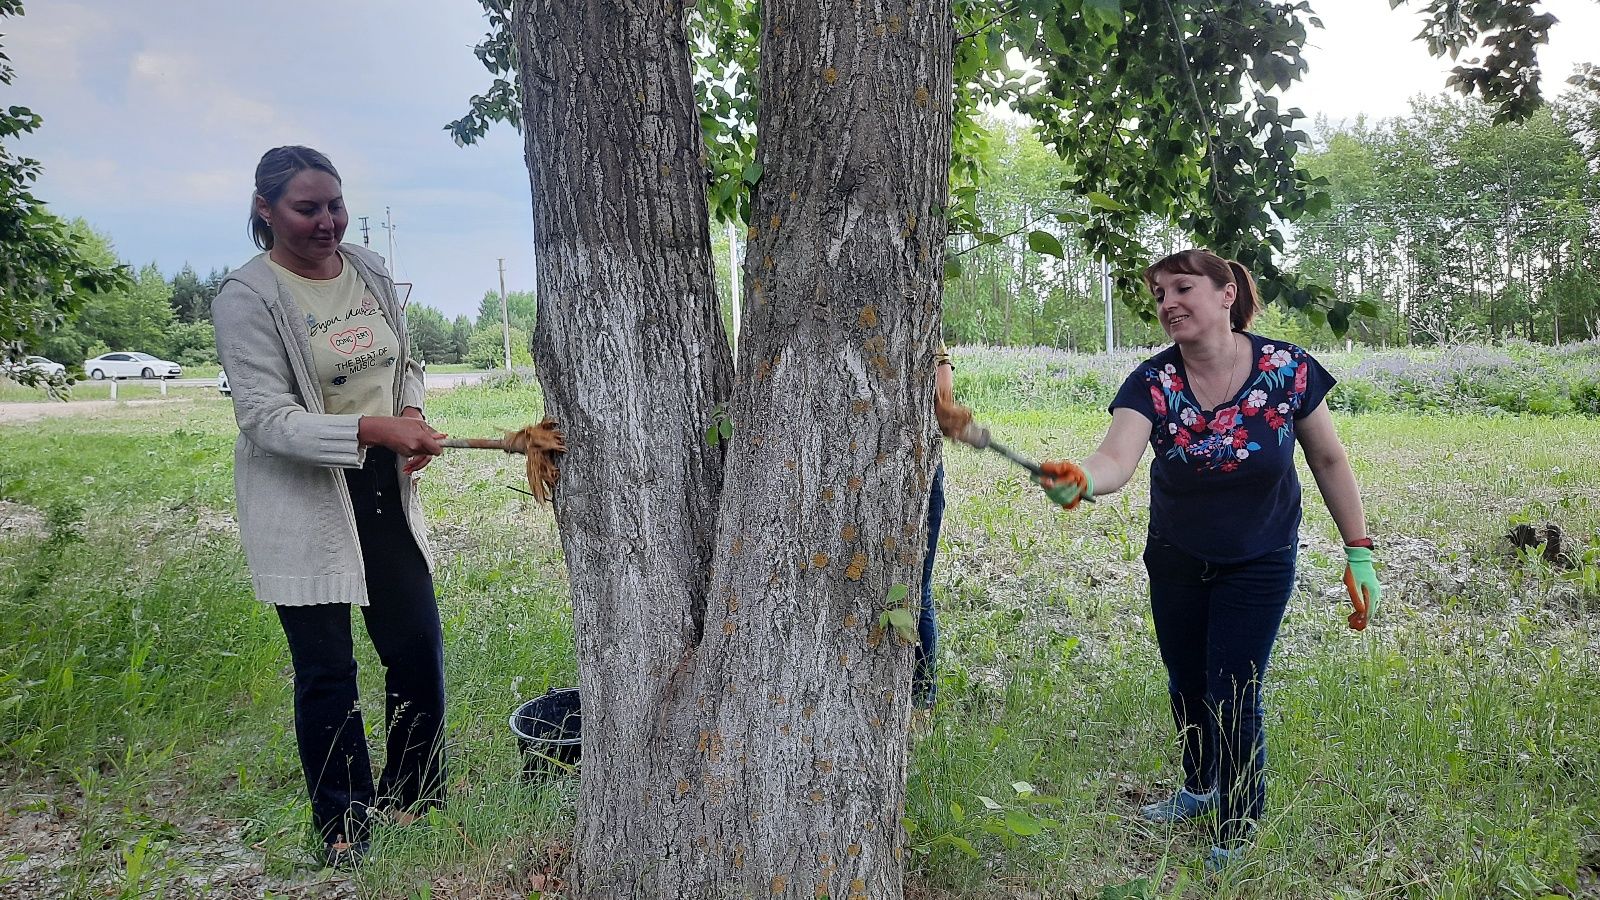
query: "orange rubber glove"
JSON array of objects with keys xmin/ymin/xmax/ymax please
[
  {"xmin": 1036, "ymin": 459, "xmax": 1093, "ymax": 510},
  {"xmin": 1343, "ymin": 545, "xmax": 1380, "ymax": 630}
]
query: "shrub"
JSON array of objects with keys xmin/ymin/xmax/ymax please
[
  {"xmin": 1326, "ymin": 376, "xmax": 1388, "ymax": 413},
  {"xmin": 466, "ymin": 325, "xmax": 533, "ymax": 370}
]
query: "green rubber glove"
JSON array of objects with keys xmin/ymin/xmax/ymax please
[
  {"xmin": 1342, "ymin": 545, "xmax": 1381, "ymax": 630},
  {"xmin": 1034, "ymin": 460, "xmax": 1094, "ymax": 510}
]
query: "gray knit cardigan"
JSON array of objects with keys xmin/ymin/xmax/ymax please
[{"xmin": 213, "ymin": 245, "xmax": 433, "ymax": 606}]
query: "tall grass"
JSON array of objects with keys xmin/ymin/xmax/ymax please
[
  {"xmin": 1, "ymin": 363, "xmax": 1597, "ymax": 898},
  {"xmin": 951, "ymin": 338, "xmax": 1600, "ymax": 418}
]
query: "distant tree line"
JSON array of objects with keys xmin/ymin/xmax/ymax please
[
  {"xmin": 27, "ymin": 221, "xmax": 227, "ymax": 368},
  {"xmin": 939, "ymin": 78, "xmax": 1600, "ymax": 351},
  {"xmin": 1292, "ymin": 93, "xmax": 1599, "ymax": 346},
  {"xmin": 28, "ymin": 91, "xmax": 1595, "ymax": 369},
  {"xmin": 24, "ymin": 219, "xmax": 533, "ymax": 372},
  {"xmin": 404, "ymin": 289, "xmax": 535, "ymax": 368}
]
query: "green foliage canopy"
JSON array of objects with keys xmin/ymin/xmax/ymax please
[
  {"xmin": 407, "ymin": 303, "xmax": 457, "ymax": 364},
  {"xmin": 451, "ymin": 0, "xmax": 1556, "ymax": 336},
  {"xmin": 1294, "ymin": 95, "xmax": 1598, "ymax": 345},
  {"xmin": 476, "ymin": 288, "xmax": 536, "ymax": 335},
  {"xmin": 0, "ymin": 0, "xmax": 128, "ymax": 383},
  {"xmin": 465, "ymin": 322, "xmax": 531, "ymax": 370}
]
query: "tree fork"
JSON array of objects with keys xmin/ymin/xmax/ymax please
[{"xmin": 515, "ymin": 0, "xmax": 952, "ymax": 895}]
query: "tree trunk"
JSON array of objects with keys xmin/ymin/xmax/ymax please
[
  {"xmin": 514, "ymin": 2, "xmax": 732, "ymax": 892},
  {"xmin": 516, "ymin": 1, "xmax": 952, "ymax": 897},
  {"xmin": 685, "ymin": 0, "xmax": 952, "ymax": 892}
]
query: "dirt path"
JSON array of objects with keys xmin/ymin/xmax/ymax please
[{"xmin": 0, "ymin": 398, "xmax": 193, "ymax": 425}]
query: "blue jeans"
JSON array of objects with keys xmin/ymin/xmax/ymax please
[
  {"xmin": 1144, "ymin": 530, "xmax": 1295, "ymax": 845},
  {"xmin": 914, "ymin": 463, "xmax": 944, "ymax": 706},
  {"xmin": 275, "ymin": 449, "xmax": 447, "ymax": 844}
]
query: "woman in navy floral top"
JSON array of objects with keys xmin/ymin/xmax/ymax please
[{"xmin": 1035, "ymin": 250, "xmax": 1381, "ymax": 871}]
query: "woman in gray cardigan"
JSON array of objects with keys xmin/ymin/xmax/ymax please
[{"xmin": 214, "ymin": 146, "xmax": 448, "ymax": 869}]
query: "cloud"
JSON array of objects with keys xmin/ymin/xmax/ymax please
[
  {"xmin": 5, "ymin": 2, "xmax": 116, "ymax": 85},
  {"xmin": 128, "ymin": 50, "xmax": 289, "ymax": 138}
]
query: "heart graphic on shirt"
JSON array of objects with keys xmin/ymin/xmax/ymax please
[{"xmin": 330, "ymin": 326, "xmax": 374, "ymax": 356}]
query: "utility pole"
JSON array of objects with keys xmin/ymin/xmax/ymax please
[
  {"xmin": 498, "ymin": 258, "xmax": 512, "ymax": 372},
  {"xmin": 358, "ymin": 216, "xmax": 371, "ymax": 248},
  {"xmin": 727, "ymin": 220, "xmax": 741, "ymax": 360},
  {"xmin": 384, "ymin": 206, "xmax": 396, "ymax": 272},
  {"xmin": 1101, "ymin": 259, "xmax": 1114, "ymax": 353}
]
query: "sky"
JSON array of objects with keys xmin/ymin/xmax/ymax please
[{"xmin": 5, "ymin": 1, "xmax": 1598, "ymax": 321}]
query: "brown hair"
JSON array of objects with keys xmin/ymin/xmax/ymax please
[
  {"xmin": 1142, "ymin": 249, "xmax": 1259, "ymax": 331},
  {"xmin": 249, "ymin": 146, "xmax": 341, "ymax": 250}
]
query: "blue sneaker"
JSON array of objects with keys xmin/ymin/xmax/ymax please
[
  {"xmin": 1205, "ymin": 844, "xmax": 1240, "ymax": 873},
  {"xmin": 1139, "ymin": 787, "xmax": 1217, "ymax": 823}
]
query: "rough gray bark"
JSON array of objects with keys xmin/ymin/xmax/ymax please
[
  {"xmin": 515, "ymin": 0, "xmax": 952, "ymax": 896},
  {"xmin": 515, "ymin": 2, "xmax": 731, "ymax": 889},
  {"xmin": 683, "ymin": 2, "xmax": 955, "ymax": 896}
]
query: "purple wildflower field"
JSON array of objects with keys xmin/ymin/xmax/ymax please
[{"xmin": 953, "ymin": 338, "xmax": 1600, "ymax": 415}]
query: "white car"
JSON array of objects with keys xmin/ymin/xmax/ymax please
[
  {"xmin": 84, "ymin": 352, "xmax": 183, "ymax": 380},
  {"xmin": 217, "ymin": 371, "xmax": 231, "ymax": 396},
  {"xmin": 2, "ymin": 355, "xmax": 67, "ymax": 380}
]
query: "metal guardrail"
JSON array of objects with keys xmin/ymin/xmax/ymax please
[
  {"xmin": 55, "ymin": 372, "xmax": 492, "ymax": 399},
  {"xmin": 93, "ymin": 377, "xmax": 220, "ymax": 400}
]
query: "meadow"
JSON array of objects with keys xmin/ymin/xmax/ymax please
[{"xmin": 1, "ymin": 346, "xmax": 1597, "ymax": 899}]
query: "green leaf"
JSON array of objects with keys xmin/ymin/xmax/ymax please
[
  {"xmin": 887, "ymin": 583, "xmax": 909, "ymax": 605},
  {"xmin": 1042, "ymin": 21, "xmax": 1069, "ymax": 55},
  {"xmin": 718, "ymin": 417, "xmax": 734, "ymax": 439},
  {"xmin": 943, "ymin": 257, "xmax": 963, "ymax": 281},
  {"xmin": 1026, "ymin": 230, "xmax": 1064, "ymax": 259},
  {"xmin": 1087, "ymin": 192, "xmax": 1131, "ymax": 212},
  {"xmin": 705, "ymin": 425, "xmax": 720, "ymax": 447},
  {"xmin": 949, "ymin": 800, "xmax": 965, "ymax": 822},
  {"xmin": 931, "ymin": 834, "xmax": 979, "ymax": 859},
  {"xmin": 740, "ymin": 161, "xmax": 763, "ymax": 185},
  {"xmin": 884, "ymin": 607, "xmax": 918, "ymax": 645},
  {"xmin": 1083, "ymin": 0, "xmax": 1123, "ymax": 33},
  {"xmin": 976, "ymin": 795, "xmax": 1002, "ymax": 811},
  {"xmin": 1004, "ymin": 809, "xmax": 1047, "ymax": 836},
  {"xmin": 1328, "ymin": 305, "xmax": 1350, "ymax": 337}
]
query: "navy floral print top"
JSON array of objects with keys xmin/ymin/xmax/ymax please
[{"xmin": 1110, "ymin": 333, "xmax": 1335, "ymax": 563}]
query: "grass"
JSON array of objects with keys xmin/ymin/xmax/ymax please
[
  {"xmin": 1, "ymin": 382, "xmax": 1597, "ymax": 898},
  {"xmin": 425, "ymin": 363, "xmax": 491, "ymax": 375}
]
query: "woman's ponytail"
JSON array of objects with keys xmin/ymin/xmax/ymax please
[{"xmin": 1226, "ymin": 260, "xmax": 1259, "ymax": 331}]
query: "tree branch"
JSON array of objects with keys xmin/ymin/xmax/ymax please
[
  {"xmin": 1160, "ymin": 0, "xmax": 1222, "ymax": 205},
  {"xmin": 956, "ymin": 2, "xmax": 1019, "ymax": 43}
]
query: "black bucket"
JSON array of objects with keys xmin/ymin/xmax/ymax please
[{"xmin": 510, "ymin": 687, "xmax": 582, "ymax": 780}]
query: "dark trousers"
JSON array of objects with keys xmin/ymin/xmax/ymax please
[
  {"xmin": 914, "ymin": 463, "xmax": 945, "ymax": 705},
  {"xmin": 1144, "ymin": 531, "xmax": 1295, "ymax": 845},
  {"xmin": 275, "ymin": 449, "xmax": 446, "ymax": 844}
]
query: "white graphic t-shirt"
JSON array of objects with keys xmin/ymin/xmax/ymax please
[{"xmin": 268, "ymin": 258, "xmax": 400, "ymax": 417}]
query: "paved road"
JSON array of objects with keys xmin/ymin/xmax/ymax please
[
  {"xmin": 80, "ymin": 372, "xmax": 491, "ymax": 391},
  {"xmin": 0, "ymin": 398, "xmax": 193, "ymax": 425}
]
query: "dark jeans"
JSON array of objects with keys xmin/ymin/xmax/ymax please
[
  {"xmin": 1144, "ymin": 530, "xmax": 1295, "ymax": 845},
  {"xmin": 275, "ymin": 448, "xmax": 446, "ymax": 845},
  {"xmin": 914, "ymin": 463, "xmax": 945, "ymax": 706}
]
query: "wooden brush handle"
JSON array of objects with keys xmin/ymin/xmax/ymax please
[{"xmin": 442, "ymin": 437, "xmax": 508, "ymax": 451}]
